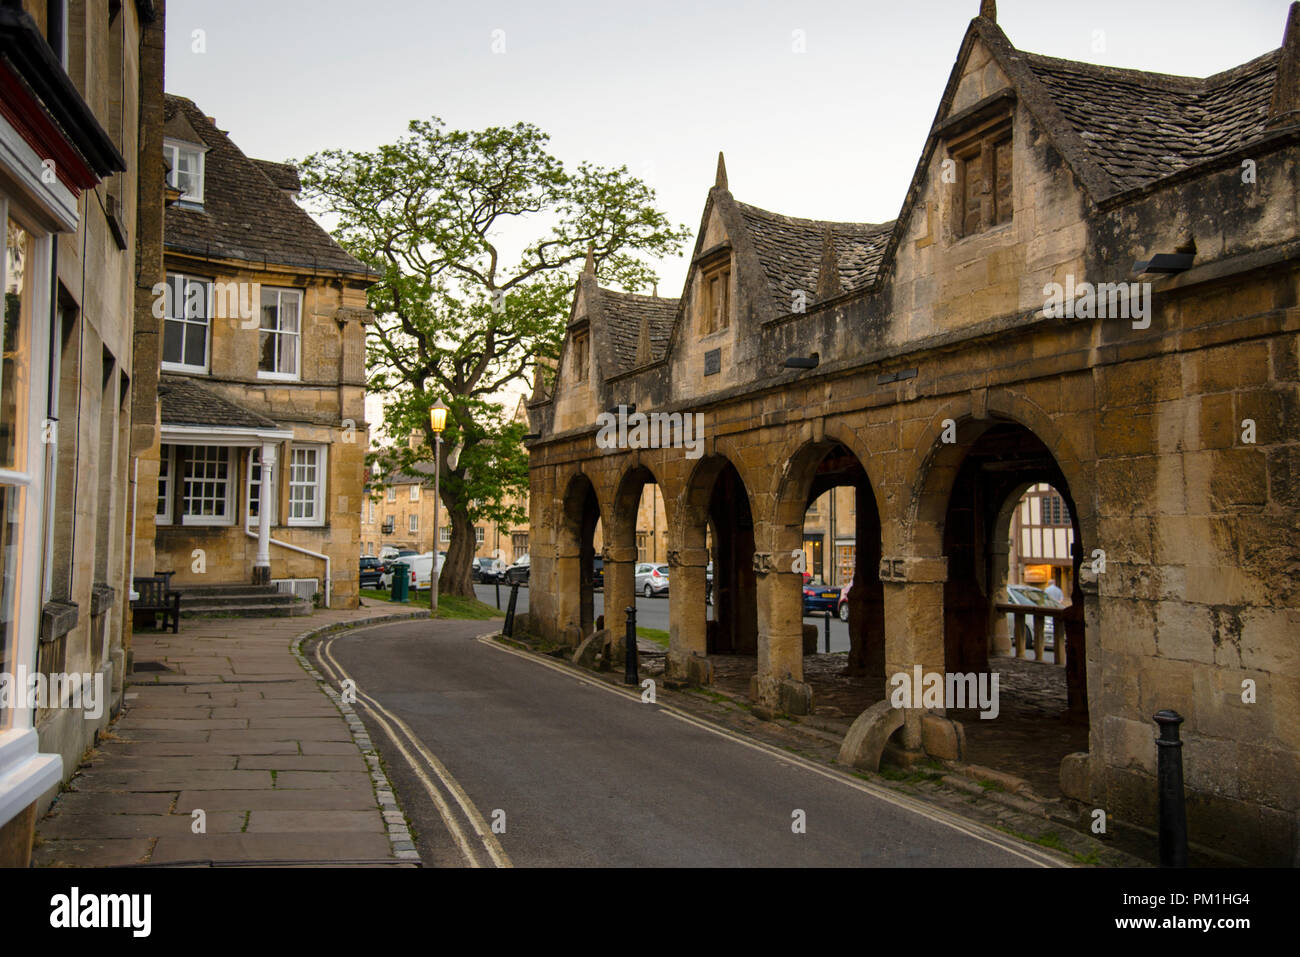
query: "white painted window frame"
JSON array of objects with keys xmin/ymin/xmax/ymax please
[
  {"xmin": 257, "ymin": 287, "xmax": 303, "ymax": 381},
  {"xmin": 155, "ymin": 443, "xmax": 174, "ymax": 524},
  {"xmin": 179, "ymin": 445, "xmax": 236, "ymax": 527},
  {"xmin": 160, "ymin": 272, "xmax": 212, "ymax": 375},
  {"xmin": 163, "ymin": 138, "xmax": 206, "ymax": 205},
  {"xmin": 286, "ymin": 443, "xmax": 326, "ymax": 527}
]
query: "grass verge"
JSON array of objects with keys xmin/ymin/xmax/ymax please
[{"xmin": 359, "ymin": 589, "xmax": 504, "ymax": 620}]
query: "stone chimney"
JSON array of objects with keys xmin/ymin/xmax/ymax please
[{"xmin": 816, "ymin": 227, "xmax": 842, "ymax": 299}]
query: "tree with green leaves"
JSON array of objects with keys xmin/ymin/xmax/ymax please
[{"xmin": 297, "ymin": 119, "xmax": 690, "ymax": 597}]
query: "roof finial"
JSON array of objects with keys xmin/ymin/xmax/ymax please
[
  {"xmin": 979, "ymin": 0, "xmax": 996, "ymax": 21},
  {"xmin": 583, "ymin": 244, "xmax": 596, "ymax": 276},
  {"xmin": 715, "ymin": 151, "xmax": 728, "ymax": 190},
  {"xmin": 652, "ymin": 282, "xmax": 659, "ymax": 298},
  {"xmin": 816, "ymin": 227, "xmax": 842, "ymax": 299},
  {"xmin": 1268, "ymin": 2, "xmax": 1300, "ymax": 126}
]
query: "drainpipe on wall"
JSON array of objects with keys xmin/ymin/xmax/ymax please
[{"xmin": 127, "ymin": 457, "xmax": 139, "ymax": 599}]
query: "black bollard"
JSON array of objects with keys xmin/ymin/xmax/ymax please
[
  {"xmin": 824, "ymin": 610, "xmax": 832, "ymax": 653},
  {"xmin": 494, "ymin": 579, "xmax": 500, "ymax": 609},
  {"xmin": 1154, "ymin": 709, "xmax": 1188, "ymax": 867},
  {"xmin": 624, "ymin": 605, "xmax": 638, "ymax": 685},
  {"xmin": 503, "ymin": 581, "xmax": 520, "ymax": 637}
]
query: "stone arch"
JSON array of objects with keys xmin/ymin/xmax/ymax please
[{"xmin": 554, "ymin": 469, "xmax": 602, "ymax": 646}]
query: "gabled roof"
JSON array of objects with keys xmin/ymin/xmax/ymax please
[
  {"xmin": 1024, "ymin": 49, "xmax": 1280, "ymax": 194},
  {"xmin": 163, "ymin": 95, "xmax": 376, "ymax": 278},
  {"xmin": 600, "ymin": 289, "xmax": 678, "ymax": 372},
  {"xmin": 158, "ymin": 375, "xmax": 282, "ymax": 430},
  {"xmin": 735, "ymin": 202, "xmax": 894, "ymax": 313}
]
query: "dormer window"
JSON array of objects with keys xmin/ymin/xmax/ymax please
[
  {"xmin": 949, "ymin": 115, "xmax": 1012, "ymax": 238},
  {"xmin": 698, "ymin": 258, "xmax": 730, "ymax": 335},
  {"xmin": 164, "ymin": 139, "xmax": 206, "ymax": 205}
]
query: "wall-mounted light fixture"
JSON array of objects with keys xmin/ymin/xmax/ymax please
[
  {"xmin": 784, "ymin": 353, "xmax": 819, "ymax": 370},
  {"xmin": 1132, "ymin": 253, "xmax": 1194, "ymax": 275}
]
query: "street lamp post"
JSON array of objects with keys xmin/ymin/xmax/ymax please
[{"xmin": 429, "ymin": 399, "xmax": 449, "ymax": 618}]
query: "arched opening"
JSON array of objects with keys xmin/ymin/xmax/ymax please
[
  {"xmin": 939, "ymin": 422, "xmax": 1089, "ymax": 797},
  {"xmin": 556, "ymin": 472, "xmax": 601, "ymax": 644},
  {"xmin": 669, "ymin": 455, "xmax": 757, "ymax": 685},
  {"xmin": 607, "ymin": 465, "xmax": 669, "ymax": 648},
  {"xmin": 767, "ymin": 439, "xmax": 887, "ymax": 718}
]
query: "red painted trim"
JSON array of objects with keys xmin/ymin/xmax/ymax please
[{"xmin": 0, "ymin": 60, "xmax": 96, "ymax": 193}]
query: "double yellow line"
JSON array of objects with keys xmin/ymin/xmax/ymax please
[{"xmin": 315, "ymin": 630, "xmax": 511, "ymax": 869}]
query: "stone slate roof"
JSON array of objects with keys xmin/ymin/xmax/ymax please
[
  {"xmin": 601, "ymin": 289, "xmax": 678, "ymax": 372},
  {"xmin": 735, "ymin": 202, "xmax": 894, "ymax": 314},
  {"xmin": 164, "ymin": 95, "xmax": 376, "ymax": 277},
  {"xmin": 252, "ymin": 158, "xmax": 302, "ymax": 193},
  {"xmin": 1024, "ymin": 49, "xmax": 1280, "ymax": 194},
  {"xmin": 158, "ymin": 375, "xmax": 282, "ymax": 430}
]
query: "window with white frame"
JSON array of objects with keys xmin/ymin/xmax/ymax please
[
  {"xmin": 475, "ymin": 526, "xmax": 485, "ymax": 545},
  {"xmin": 163, "ymin": 139, "xmax": 205, "ymax": 204},
  {"xmin": 287, "ymin": 445, "xmax": 326, "ymax": 526},
  {"xmin": 180, "ymin": 445, "xmax": 234, "ymax": 525},
  {"xmin": 368, "ymin": 499, "xmax": 375, "ymax": 523},
  {"xmin": 156, "ymin": 444, "xmax": 174, "ymax": 524},
  {"xmin": 440, "ymin": 526, "xmax": 451, "ymax": 544},
  {"xmin": 386, "ymin": 486, "xmax": 396, "ymax": 502},
  {"xmin": 258, "ymin": 287, "xmax": 302, "ymax": 379},
  {"xmin": 247, "ymin": 447, "xmax": 278, "ymax": 525},
  {"xmin": 409, "ymin": 485, "xmax": 420, "ymax": 502},
  {"xmin": 161, "ymin": 273, "xmax": 212, "ymax": 373},
  {"xmin": 408, "ymin": 513, "xmax": 418, "ymax": 533}
]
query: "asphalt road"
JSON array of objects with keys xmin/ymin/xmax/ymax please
[
  {"xmin": 473, "ymin": 583, "xmax": 851, "ymax": 653},
  {"xmin": 315, "ymin": 618, "xmax": 1051, "ymax": 868}
]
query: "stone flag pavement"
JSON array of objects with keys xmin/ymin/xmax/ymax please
[{"xmin": 34, "ymin": 601, "xmax": 427, "ymax": 867}]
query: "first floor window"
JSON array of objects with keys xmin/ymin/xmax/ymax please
[
  {"xmin": 258, "ymin": 287, "xmax": 302, "ymax": 379},
  {"xmin": 287, "ymin": 444, "xmax": 325, "ymax": 526},
  {"xmin": 368, "ymin": 499, "xmax": 376, "ymax": 523},
  {"xmin": 386, "ymin": 486, "xmax": 396, "ymax": 502},
  {"xmin": 181, "ymin": 445, "xmax": 233, "ymax": 525},
  {"xmin": 161, "ymin": 273, "xmax": 212, "ymax": 373},
  {"xmin": 440, "ymin": 526, "xmax": 451, "ymax": 544},
  {"xmin": 408, "ymin": 513, "xmax": 418, "ymax": 533},
  {"xmin": 409, "ymin": 485, "xmax": 420, "ymax": 502},
  {"xmin": 475, "ymin": 526, "xmax": 485, "ymax": 545},
  {"xmin": 247, "ymin": 447, "xmax": 278, "ymax": 524}
]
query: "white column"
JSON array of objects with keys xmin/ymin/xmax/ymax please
[{"xmin": 255, "ymin": 443, "xmax": 275, "ymax": 581}]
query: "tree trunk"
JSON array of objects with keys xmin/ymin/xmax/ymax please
[{"xmin": 439, "ymin": 492, "xmax": 478, "ymax": 599}]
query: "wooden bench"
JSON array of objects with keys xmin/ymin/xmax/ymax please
[{"xmin": 132, "ymin": 576, "xmax": 181, "ymax": 633}]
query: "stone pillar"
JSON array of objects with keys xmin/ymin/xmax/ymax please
[
  {"xmin": 880, "ymin": 553, "xmax": 947, "ymax": 752},
  {"xmin": 988, "ymin": 536, "xmax": 1012, "ymax": 655},
  {"xmin": 554, "ymin": 540, "xmax": 583, "ymax": 646},
  {"xmin": 751, "ymin": 549, "xmax": 812, "ymax": 716},
  {"xmin": 603, "ymin": 543, "xmax": 636, "ymax": 641},
  {"xmin": 666, "ymin": 545, "xmax": 711, "ymax": 685},
  {"xmin": 253, "ymin": 443, "xmax": 275, "ymax": 585}
]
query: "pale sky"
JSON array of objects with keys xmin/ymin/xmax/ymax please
[{"xmin": 164, "ymin": 0, "xmax": 1292, "ymax": 432}]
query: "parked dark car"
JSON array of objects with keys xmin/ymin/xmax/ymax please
[
  {"xmin": 802, "ymin": 577, "xmax": 842, "ymax": 616},
  {"xmin": 503, "ymin": 554, "xmax": 531, "ymax": 584},
  {"xmin": 359, "ymin": 556, "xmax": 384, "ymax": 589},
  {"xmin": 473, "ymin": 557, "xmax": 507, "ymax": 583},
  {"xmin": 592, "ymin": 555, "xmax": 604, "ymax": 588}
]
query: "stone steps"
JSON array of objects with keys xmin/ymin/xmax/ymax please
[{"xmin": 173, "ymin": 584, "xmax": 312, "ymax": 618}]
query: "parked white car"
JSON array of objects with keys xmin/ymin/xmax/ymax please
[
  {"xmin": 410, "ymin": 551, "xmax": 446, "ymax": 591},
  {"xmin": 635, "ymin": 562, "xmax": 670, "ymax": 597}
]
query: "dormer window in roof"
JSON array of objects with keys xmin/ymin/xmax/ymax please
[
  {"xmin": 948, "ymin": 113, "xmax": 1012, "ymax": 239},
  {"xmin": 163, "ymin": 138, "xmax": 206, "ymax": 206}
]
